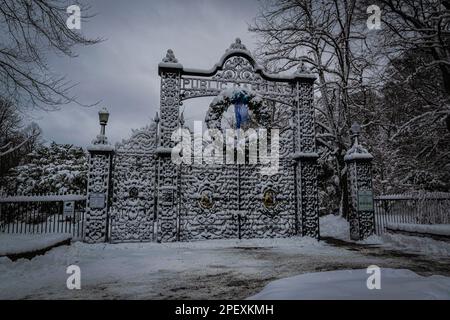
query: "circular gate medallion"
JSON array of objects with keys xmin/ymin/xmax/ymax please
[
  {"xmin": 262, "ymin": 189, "xmax": 276, "ymax": 209},
  {"xmin": 199, "ymin": 189, "xmax": 214, "ymax": 209},
  {"xmin": 129, "ymin": 187, "xmax": 139, "ymax": 199}
]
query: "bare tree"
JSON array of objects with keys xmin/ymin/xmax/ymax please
[
  {"xmin": 376, "ymin": 0, "xmax": 450, "ymax": 95},
  {"xmin": 0, "ymin": 98, "xmax": 42, "ymax": 180},
  {"xmin": 250, "ymin": 0, "xmax": 377, "ymax": 216},
  {"xmin": 0, "ymin": 0, "xmax": 101, "ymax": 111},
  {"xmin": 365, "ymin": 0, "xmax": 450, "ymax": 134}
]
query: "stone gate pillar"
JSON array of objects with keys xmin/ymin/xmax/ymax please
[
  {"xmin": 344, "ymin": 123, "xmax": 375, "ymax": 240},
  {"xmin": 157, "ymin": 49, "xmax": 182, "ymax": 242},
  {"xmin": 292, "ymin": 65, "xmax": 320, "ymax": 238},
  {"xmin": 85, "ymin": 108, "xmax": 114, "ymax": 243}
]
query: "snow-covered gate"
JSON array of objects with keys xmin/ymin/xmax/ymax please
[
  {"xmin": 108, "ymin": 124, "xmax": 158, "ymax": 243},
  {"xmin": 86, "ymin": 38, "xmax": 379, "ymax": 243},
  {"xmin": 155, "ymin": 39, "xmax": 320, "ymax": 242},
  {"xmin": 178, "ymin": 131, "xmax": 298, "ymax": 240}
]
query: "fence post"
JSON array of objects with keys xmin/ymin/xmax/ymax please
[
  {"xmin": 84, "ymin": 108, "xmax": 114, "ymax": 243},
  {"xmin": 344, "ymin": 123, "xmax": 375, "ymax": 240}
]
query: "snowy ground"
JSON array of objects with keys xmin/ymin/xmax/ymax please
[
  {"xmin": 1, "ymin": 215, "xmax": 450, "ymax": 299},
  {"xmin": 387, "ymin": 223, "xmax": 450, "ymax": 237},
  {"xmin": 320, "ymin": 214, "xmax": 450, "ymax": 255},
  {"xmin": 0, "ymin": 233, "xmax": 72, "ymax": 256}
]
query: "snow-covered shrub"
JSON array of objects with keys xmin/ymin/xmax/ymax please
[{"xmin": 1, "ymin": 142, "xmax": 87, "ymax": 195}]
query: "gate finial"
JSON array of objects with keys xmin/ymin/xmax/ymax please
[
  {"xmin": 228, "ymin": 38, "xmax": 247, "ymax": 51},
  {"xmin": 162, "ymin": 49, "xmax": 178, "ymax": 63}
]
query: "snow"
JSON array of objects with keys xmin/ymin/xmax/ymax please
[
  {"xmin": 343, "ymin": 153, "xmax": 374, "ymax": 161},
  {"xmin": 0, "ymin": 237, "xmax": 361, "ymax": 299},
  {"xmin": 319, "ymin": 214, "xmax": 450, "ymax": 253},
  {"xmin": 381, "ymin": 233, "xmax": 450, "ymax": 256},
  {"xmin": 0, "ymin": 233, "xmax": 449, "ymax": 299},
  {"xmin": 248, "ymin": 268, "xmax": 450, "ymax": 300},
  {"xmin": 0, "ymin": 194, "xmax": 86, "ymax": 203},
  {"xmin": 0, "ymin": 233, "xmax": 72, "ymax": 256},
  {"xmin": 375, "ymin": 192, "xmax": 450, "ymax": 200},
  {"xmin": 344, "ymin": 140, "xmax": 373, "ymax": 161},
  {"xmin": 387, "ymin": 223, "xmax": 450, "ymax": 236},
  {"xmin": 319, "ymin": 214, "xmax": 350, "ymax": 240}
]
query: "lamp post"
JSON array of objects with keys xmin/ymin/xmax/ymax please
[
  {"xmin": 98, "ymin": 108, "xmax": 110, "ymax": 136},
  {"xmin": 350, "ymin": 122, "xmax": 361, "ymax": 145}
]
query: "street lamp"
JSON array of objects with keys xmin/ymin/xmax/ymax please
[
  {"xmin": 98, "ymin": 107, "xmax": 109, "ymax": 136},
  {"xmin": 350, "ymin": 122, "xmax": 361, "ymax": 145}
]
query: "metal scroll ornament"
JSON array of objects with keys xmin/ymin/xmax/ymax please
[{"xmin": 129, "ymin": 187, "xmax": 139, "ymax": 199}]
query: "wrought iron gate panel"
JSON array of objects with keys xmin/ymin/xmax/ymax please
[
  {"xmin": 238, "ymin": 127, "xmax": 297, "ymax": 238},
  {"xmin": 179, "ymin": 165, "xmax": 238, "ymax": 240},
  {"xmin": 110, "ymin": 125, "xmax": 157, "ymax": 242},
  {"xmin": 238, "ymin": 161, "xmax": 297, "ymax": 238}
]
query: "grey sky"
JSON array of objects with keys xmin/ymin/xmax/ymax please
[{"xmin": 30, "ymin": 0, "xmax": 261, "ymax": 147}]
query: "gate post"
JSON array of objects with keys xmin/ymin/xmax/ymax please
[
  {"xmin": 344, "ymin": 123, "xmax": 375, "ymax": 240},
  {"xmin": 157, "ymin": 49, "xmax": 182, "ymax": 242},
  {"xmin": 292, "ymin": 66, "xmax": 320, "ymax": 239},
  {"xmin": 84, "ymin": 108, "xmax": 114, "ymax": 243}
]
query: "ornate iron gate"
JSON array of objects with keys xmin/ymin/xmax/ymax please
[
  {"xmin": 83, "ymin": 38, "xmax": 379, "ymax": 243},
  {"xmin": 109, "ymin": 124, "xmax": 158, "ymax": 242},
  {"xmin": 104, "ymin": 38, "xmax": 319, "ymax": 243}
]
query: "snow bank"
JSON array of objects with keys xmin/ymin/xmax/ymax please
[
  {"xmin": 319, "ymin": 214, "xmax": 350, "ymax": 240},
  {"xmin": 319, "ymin": 215, "xmax": 450, "ymax": 251},
  {"xmin": 381, "ymin": 233, "xmax": 450, "ymax": 256},
  {"xmin": 248, "ymin": 268, "xmax": 450, "ymax": 300},
  {"xmin": 387, "ymin": 223, "xmax": 450, "ymax": 237},
  {"xmin": 0, "ymin": 233, "xmax": 72, "ymax": 256}
]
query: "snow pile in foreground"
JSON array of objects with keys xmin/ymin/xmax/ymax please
[
  {"xmin": 386, "ymin": 223, "xmax": 450, "ymax": 237},
  {"xmin": 248, "ymin": 268, "xmax": 450, "ymax": 300},
  {"xmin": 0, "ymin": 233, "xmax": 71, "ymax": 256},
  {"xmin": 319, "ymin": 214, "xmax": 350, "ymax": 240}
]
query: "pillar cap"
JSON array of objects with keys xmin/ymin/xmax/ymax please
[
  {"xmin": 344, "ymin": 143, "xmax": 373, "ymax": 161},
  {"xmin": 345, "ymin": 122, "xmax": 373, "ymax": 161}
]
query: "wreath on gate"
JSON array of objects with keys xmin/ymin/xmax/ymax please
[{"xmin": 205, "ymin": 88, "xmax": 268, "ymax": 130}]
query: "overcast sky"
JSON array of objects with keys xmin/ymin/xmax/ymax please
[{"xmin": 29, "ymin": 0, "xmax": 261, "ymax": 147}]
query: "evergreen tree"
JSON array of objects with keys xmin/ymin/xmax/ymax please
[{"xmin": 1, "ymin": 142, "xmax": 87, "ymax": 195}]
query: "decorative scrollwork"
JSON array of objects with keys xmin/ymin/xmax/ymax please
[{"xmin": 213, "ymin": 56, "xmax": 259, "ymax": 82}]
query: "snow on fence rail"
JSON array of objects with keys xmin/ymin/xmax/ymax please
[
  {"xmin": 0, "ymin": 193, "xmax": 86, "ymax": 239},
  {"xmin": 374, "ymin": 192, "xmax": 450, "ymax": 200},
  {"xmin": 374, "ymin": 193, "xmax": 450, "ymax": 235},
  {"xmin": 0, "ymin": 193, "xmax": 86, "ymax": 203}
]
